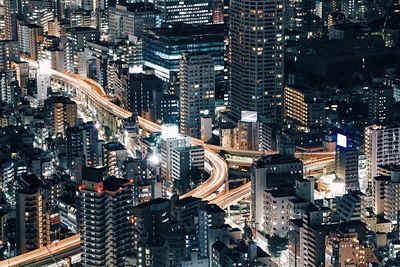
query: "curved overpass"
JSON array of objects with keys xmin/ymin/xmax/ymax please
[{"xmin": 44, "ymin": 66, "xmax": 228, "ymax": 200}]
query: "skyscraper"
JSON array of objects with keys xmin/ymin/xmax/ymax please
[
  {"xmin": 179, "ymin": 52, "xmax": 215, "ymax": 138},
  {"xmin": 229, "ymin": 0, "xmax": 284, "ymax": 122}
]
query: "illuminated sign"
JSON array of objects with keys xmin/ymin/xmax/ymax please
[
  {"xmin": 241, "ymin": 111, "xmax": 257, "ymax": 123},
  {"xmin": 337, "ymin": 133, "xmax": 347, "ymax": 148}
]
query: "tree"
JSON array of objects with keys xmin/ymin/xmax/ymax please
[{"xmin": 268, "ymin": 235, "xmax": 288, "ymax": 258}]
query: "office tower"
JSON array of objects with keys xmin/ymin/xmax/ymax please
[
  {"xmin": 368, "ymin": 83, "xmax": 394, "ymax": 124},
  {"xmin": 109, "ymin": 3, "xmax": 160, "ymax": 42},
  {"xmin": 160, "ymin": 124, "xmax": 190, "ymax": 179},
  {"xmin": 229, "ymin": 0, "xmax": 284, "ymax": 122},
  {"xmin": 44, "ymin": 95, "xmax": 78, "ymax": 137},
  {"xmin": 4, "ymin": 0, "xmax": 18, "ymax": 41},
  {"xmin": 171, "ymin": 145, "xmax": 204, "ymax": 189},
  {"xmin": 79, "ymin": 167, "xmax": 135, "ymax": 266},
  {"xmin": 284, "ymin": 85, "xmax": 325, "ymax": 129},
  {"xmin": 107, "ymin": 39, "xmax": 143, "ymax": 66},
  {"xmin": 142, "ymin": 24, "xmax": 224, "ymax": 81},
  {"xmin": 66, "ymin": 121, "xmax": 99, "ymax": 180},
  {"xmin": 336, "ymin": 138, "xmax": 359, "ymax": 191},
  {"xmin": 179, "ymin": 53, "xmax": 215, "ymax": 138},
  {"xmin": 155, "ymin": 0, "xmax": 213, "ymax": 25},
  {"xmin": 152, "ymin": 90, "xmax": 180, "ymax": 124},
  {"xmin": 0, "ymin": 41, "xmax": 20, "ymax": 71},
  {"xmin": 127, "ymin": 73, "xmax": 163, "ymax": 117},
  {"xmin": 251, "ymin": 155, "xmax": 303, "ymax": 231},
  {"xmin": 364, "ymin": 125, "xmax": 400, "ymax": 184},
  {"xmin": 102, "ymin": 142, "xmax": 128, "ymax": 178}
]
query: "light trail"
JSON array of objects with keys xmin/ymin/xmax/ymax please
[{"xmin": 0, "ymin": 235, "xmax": 80, "ymax": 267}]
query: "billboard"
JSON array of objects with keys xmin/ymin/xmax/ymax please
[
  {"xmin": 241, "ymin": 111, "xmax": 258, "ymax": 123},
  {"xmin": 337, "ymin": 133, "xmax": 347, "ymax": 148}
]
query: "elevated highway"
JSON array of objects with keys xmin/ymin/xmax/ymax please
[{"xmin": 0, "ymin": 235, "xmax": 80, "ymax": 267}]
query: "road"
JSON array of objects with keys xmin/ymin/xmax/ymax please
[
  {"xmin": 0, "ymin": 235, "xmax": 80, "ymax": 267},
  {"xmin": 209, "ymin": 182, "xmax": 251, "ymax": 208}
]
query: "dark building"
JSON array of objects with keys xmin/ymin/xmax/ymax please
[
  {"xmin": 66, "ymin": 121, "xmax": 99, "ymax": 181},
  {"xmin": 152, "ymin": 90, "xmax": 180, "ymax": 124},
  {"xmin": 336, "ymin": 138, "xmax": 359, "ymax": 191},
  {"xmin": 368, "ymin": 83, "xmax": 394, "ymax": 124},
  {"xmin": 15, "ymin": 174, "xmax": 61, "ymax": 254},
  {"xmin": 127, "ymin": 73, "xmax": 163, "ymax": 116}
]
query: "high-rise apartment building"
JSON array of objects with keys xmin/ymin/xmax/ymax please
[
  {"xmin": 18, "ymin": 23, "xmax": 44, "ymax": 60},
  {"xmin": 16, "ymin": 174, "xmax": 61, "ymax": 254},
  {"xmin": 336, "ymin": 141, "xmax": 359, "ymax": 191},
  {"xmin": 66, "ymin": 121, "xmax": 99, "ymax": 181},
  {"xmin": 229, "ymin": 0, "xmax": 284, "ymax": 122},
  {"xmin": 102, "ymin": 142, "xmax": 128, "ymax": 178},
  {"xmin": 367, "ymin": 83, "xmax": 394, "ymax": 124},
  {"xmin": 251, "ymin": 155, "xmax": 303, "ymax": 231},
  {"xmin": 155, "ymin": 0, "xmax": 213, "ymax": 25},
  {"xmin": 79, "ymin": 166, "xmax": 135, "ymax": 266},
  {"xmin": 0, "ymin": 41, "xmax": 20, "ymax": 71},
  {"xmin": 179, "ymin": 53, "xmax": 215, "ymax": 138},
  {"xmin": 4, "ymin": 0, "xmax": 19, "ymax": 41},
  {"xmin": 284, "ymin": 85, "xmax": 325, "ymax": 129},
  {"xmin": 44, "ymin": 96, "xmax": 77, "ymax": 137},
  {"xmin": 171, "ymin": 145, "xmax": 204, "ymax": 189},
  {"xmin": 160, "ymin": 125, "xmax": 191, "ymax": 179},
  {"xmin": 364, "ymin": 125, "xmax": 400, "ymax": 184},
  {"xmin": 373, "ymin": 165, "xmax": 400, "ymax": 224}
]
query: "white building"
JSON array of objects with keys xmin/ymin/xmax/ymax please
[
  {"xmin": 160, "ymin": 124, "xmax": 190, "ymax": 179},
  {"xmin": 364, "ymin": 125, "xmax": 400, "ymax": 184}
]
